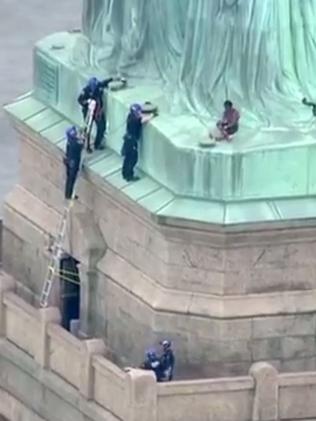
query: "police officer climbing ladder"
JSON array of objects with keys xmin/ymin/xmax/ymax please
[
  {"xmin": 39, "ymin": 100, "xmax": 96, "ymax": 308},
  {"xmin": 64, "ymin": 126, "xmax": 83, "ymax": 200}
]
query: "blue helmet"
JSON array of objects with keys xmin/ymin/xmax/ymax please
[
  {"xmin": 130, "ymin": 103, "xmax": 142, "ymax": 116},
  {"xmin": 87, "ymin": 77, "xmax": 98, "ymax": 91},
  {"xmin": 66, "ymin": 126, "xmax": 78, "ymax": 140},
  {"xmin": 146, "ymin": 349, "xmax": 157, "ymax": 361}
]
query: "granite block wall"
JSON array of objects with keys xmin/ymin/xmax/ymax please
[{"xmin": 3, "ymin": 128, "xmax": 316, "ymax": 376}]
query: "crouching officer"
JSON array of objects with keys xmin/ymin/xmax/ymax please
[
  {"xmin": 63, "ymin": 126, "xmax": 84, "ymax": 200},
  {"xmin": 121, "ymin": 103, "xmax": 154, "ymax": 182},
  {"xmin": 160, "ymin": 340, "xmax": 175, "ymax": 381},
  {"xmin": 141, "ymin": 350, "xmax": 165, "ymax": 382},
  {"xmin": 78, "ymin": 76, "xmax": 126, "ymax": 152}
]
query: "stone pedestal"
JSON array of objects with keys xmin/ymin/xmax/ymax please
[{"xmin": 4, "ymin": 89, "xmax": 316, "ymax": 378}]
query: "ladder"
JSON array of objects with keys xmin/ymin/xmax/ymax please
[{"xmin": 39, "ymin": 100, "xmax": 96, "ymax": 308}]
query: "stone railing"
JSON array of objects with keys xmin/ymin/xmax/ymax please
[
  {"xmin": 0, "ymin": 275, "xmax": 157, "ymax": 421},
  {"xmin": 1, "ymin": 274, "xmax": 316, "ymax": 421}
]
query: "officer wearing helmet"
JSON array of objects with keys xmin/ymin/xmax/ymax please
[
  {"xmin": 121, "ymin": 103, "xmax": 154, "ymax": 182},
  {"xmin": 78, "ymin": 76, "xmax": 117, "ymax": 152},
  {"xmin": 63, "ymin": 126, "xmax": 84, "ymax": 200},
  {"xmin": 141, "ymin": 349, "xmax": 164, "ymax": 382},
  {"xmin": 159, "ymin": 340, "xmax": 175, "ymax": 381}
]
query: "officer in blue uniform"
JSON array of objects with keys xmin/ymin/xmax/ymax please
[
  {"xmin": 159, "ymin": 340, "xmax": 175, "ymax": 381},
  {"xmin": 63, "ymin": 126, "xmax": 84, "ymax": 200},
  {"xmin": 78, "ymin": 76, "xmax": 114, "ymax": 152},
  {"xmin": 121, "ymin": 104, "xmax": 154, "ymax": 182},
  {"xmin": 141, "ymin": 350, "xmax": 164, "ymax": 382}
]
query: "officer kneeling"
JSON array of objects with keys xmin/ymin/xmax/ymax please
[
  {"xmin": 121, "ymin": 103, "xmax": 155, "ymax": 182},
  {"xmin": 63, "ymin": 126, "xmax": 84, "ymax": 200},
  {"xmin": 141, "ymin": 350, "xmax": 165, "ymax": 382},
  {"xmin": 140, "ymin": 340, "xmax": 175, "ymax": 382}
]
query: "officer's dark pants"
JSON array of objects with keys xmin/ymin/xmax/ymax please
[
  {"xmin": 95, "ymin": 114, "xmax": 106, "ymax": 148},
  {"xmin": 82, "ymin": 110, "xmax": 106, "ymax": 150},
  {"xmin": 65, "ymin": 166, "xmax": 79, "ymax": 199},
  {"xmin": 122, "ymin": 148, "xmax": 138, "ymax": 181}
]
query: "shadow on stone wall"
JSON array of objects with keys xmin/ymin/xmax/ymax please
[{"xmin": 0, "ymin": 220, "xmax": 2, "ymax": 266}]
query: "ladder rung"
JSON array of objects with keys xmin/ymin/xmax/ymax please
[
  {"xmin": 42, "ymin": 286, "xmax": 50, "ymax": 295},
  {"xmin": 42, "ymin": 279, "xmax": 52, "ymax": 292}
]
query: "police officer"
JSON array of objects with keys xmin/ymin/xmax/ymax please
[
  {"xmin": 63, "ymin": 126, "xmax": 84, "ymax": 200},
  {"xmin": 159, "ymin": 340, "xmax": 175, "ymax": 381},
  {"xmin": 141, "ymin": 350, "xmax": 164, "ymax": 382},
  {"xmin": 121, "ymin": 103, "xmax": 154, "ymax": 182},
  {"xmin": 78, "ymin": 76, "xmax": 115, "ymax": 152}
]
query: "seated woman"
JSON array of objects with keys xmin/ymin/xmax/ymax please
[{"xmin": 210, "ymin": 100, "xmax": 240, "ymax": 141}]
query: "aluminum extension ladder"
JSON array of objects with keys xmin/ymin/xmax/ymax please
[{"xmin": 39, "ymin": 100, "xmax": 96, "ymax": 308}]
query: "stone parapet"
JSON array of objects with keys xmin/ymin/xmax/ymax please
[
  {"xmin": 2, "ymin": 277, "xmax": 316, "ymax": 420},
  {"xmin": 0, "ymin": 272, "xmax": 155, "ymax": 421},
  {"xmin": 3, "ymin": 180, "xmax": 316, "ymax": 372},
  {"xmin": 4, "ymin": 95, "xmax": 316, "ymax": 374}
]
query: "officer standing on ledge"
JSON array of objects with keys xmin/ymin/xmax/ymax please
[
  {"xmin": 78, "ymin": 76, "xmax": 114, "ymax": 152},
  {"xmin": 63, "ymin": 126, "xmax": 84, "ymax": 200},
  {"xmin": 121, "ymin": 103, "xmax": 155, "ymax": 182}
]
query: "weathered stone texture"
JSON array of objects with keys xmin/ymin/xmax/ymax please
[
  {"xmin": 226, "ymin": 243, "xmax": 316, "ymax": 294},
  {"xmin": 3, "ymin": 128, "xmax": 316, "ymax": 376},
  {"xmin": 2, "ymin": 227, "xmax": 48, "ymax": 302},
  {"xmin": 252, "ymin": 314, "xmax": 316, "ymax": 338},
  {"xmin": 250, "ymin": 362, "xmax": 279, "ymax": 421},
  {"xmin": 2, "ymin": 278, "xmax": 316, "ymax": 420}
]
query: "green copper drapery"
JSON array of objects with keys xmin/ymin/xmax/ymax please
[{"xmin": 77, "ymin": 0, "xmax": 316, "ymax": 126}]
